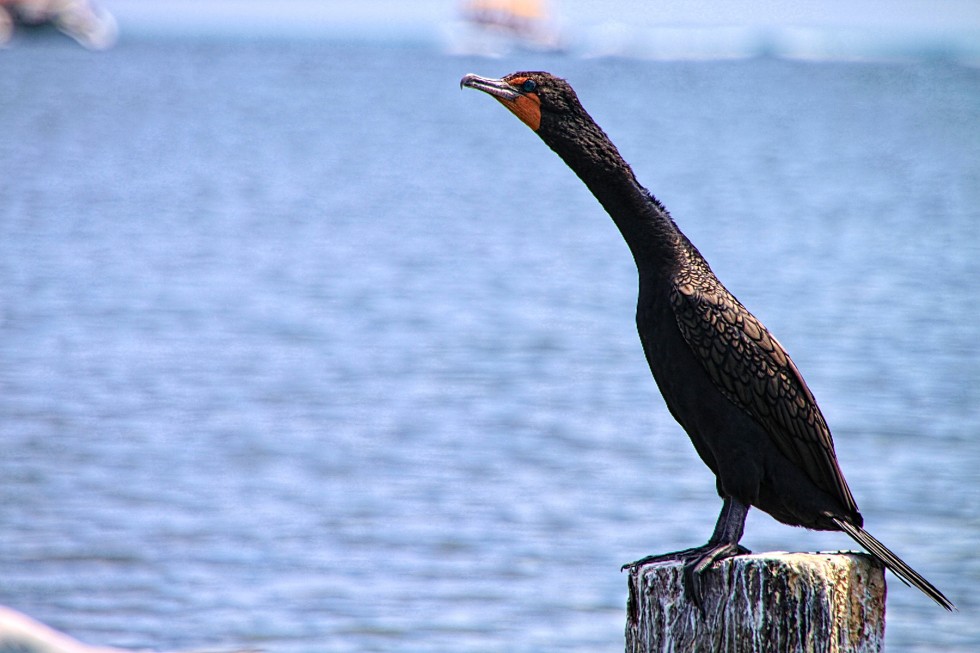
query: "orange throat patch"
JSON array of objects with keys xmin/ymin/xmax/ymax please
[{"xmin": 496, "ymin": 93, "xmax": 541, "ymax": 131}]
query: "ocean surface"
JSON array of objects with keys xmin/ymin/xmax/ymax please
[{"xmin": 1, "ymin": 36, "xmax": 978, "ymax": 653}]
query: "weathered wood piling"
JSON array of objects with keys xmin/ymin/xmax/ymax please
[{"xmin": 625, "ymin": 552, "xmax": 886, "ymax": 653}]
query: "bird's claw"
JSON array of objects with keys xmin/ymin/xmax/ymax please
[
  {"xmin": 684, "ymin": 543, "xmax": 751, "ymax": 610},
  {"xmin": 623, "ymin": 543, "xmax": 751, "ymax": 612}
]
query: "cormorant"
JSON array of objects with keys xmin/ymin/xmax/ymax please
[{"xmin": 461, "ymin": 71, "xmax": 954, "ymax": 611}]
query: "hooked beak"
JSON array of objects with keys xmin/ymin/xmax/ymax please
[
  {"xmin": 460, "ymin": 73, "xmax": 542, "ymax": 131},
  {"xmin": 460, "ymin": 73, "xmax": 521, "ymax": 101}
]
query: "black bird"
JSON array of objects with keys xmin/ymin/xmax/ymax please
[{"xmin": 461, "ymin": 71, "xmax": 954, "ymax": 611}]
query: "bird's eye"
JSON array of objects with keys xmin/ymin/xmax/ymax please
[{"xmin": 521, "ymin": 79, "xmax": 537, "ymax": 93}]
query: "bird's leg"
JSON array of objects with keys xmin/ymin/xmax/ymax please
[
  {"xmin": 621, "ymin": 498, "xmax": 750, "ymax": 569},
  {"xmin": 622, "ymin": 497, "xmax": 751, "ymax": 608},
  {"xmin": 684, "ymin": 497, "xmax": 751, "ymax": 606}
]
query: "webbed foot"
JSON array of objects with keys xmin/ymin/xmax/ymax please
[
  {"xmin": 623, "ymin": 541, "xmax": 750, "ymax": 610},
  {"xmin": 622, "ymin": 497, "xmax": 752, "ymax": 610}
]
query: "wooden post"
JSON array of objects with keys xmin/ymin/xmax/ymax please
[{"xmin": 625, "ymin": 552, "xmax": 886, "ymax": 653}]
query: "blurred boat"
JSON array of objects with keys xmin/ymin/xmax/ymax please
[
  {"xmin": 0, "ymin": 0, "xmax": 117, "ymax": 50},
  {"xmin": 447, "ymin": 0, "xmax": 564, "ymax": 56}
]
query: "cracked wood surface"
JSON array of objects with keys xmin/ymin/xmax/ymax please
[{"xmin": 626, "ymin": 552, "xmax": 885, "ymax": 653}]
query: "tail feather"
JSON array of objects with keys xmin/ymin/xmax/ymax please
[{"xmin": 832, "ymin": 517, "xmax": 955, "ymax": 611}]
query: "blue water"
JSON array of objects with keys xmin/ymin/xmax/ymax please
[{"xmin": 1, "ymin": 38, "xmax": 978, "ymax": 652}]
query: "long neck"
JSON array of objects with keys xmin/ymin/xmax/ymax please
[{"xmin": 540, "ymin": 113, "xmax": 682, "ymax": 277}]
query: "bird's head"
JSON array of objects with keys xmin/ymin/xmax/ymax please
[
  {"xmin": 460, "ymin": 71, "xmax": 580, "ymax": 134},
  {"xmin": 461, "ymin": 71, "xmax": 635, "ymax": 199}
]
